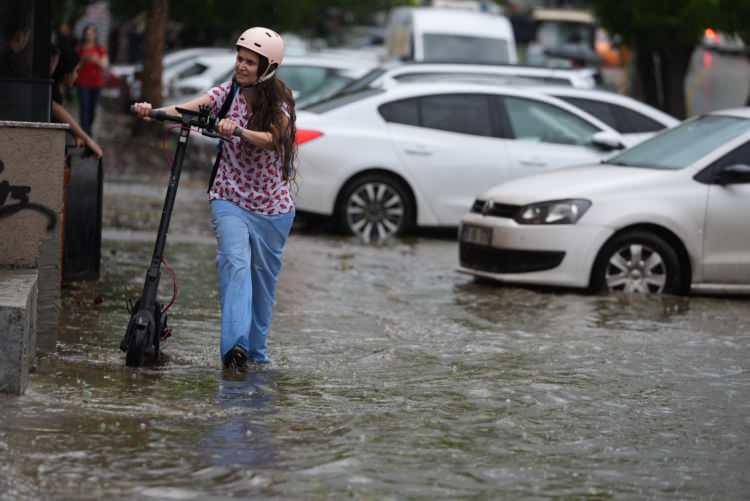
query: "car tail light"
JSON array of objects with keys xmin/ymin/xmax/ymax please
[{"xmin": 295, "ymin": 129, "xmax": 323, "ymax": 145}]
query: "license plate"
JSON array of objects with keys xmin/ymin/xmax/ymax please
[{"xmin": 461, "ymin": 224, "xmax": 492, "ymax": 245}]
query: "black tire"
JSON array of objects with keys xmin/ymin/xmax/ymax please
[
  {"xmin": 591, "ymin": 230, "xmax": 686, "ymax": 295},
  {"xmin": 125, "ymin": 325, "xmax": 147, "ymax": 367},
  {"xmin": 336, "ymin": 173, "xmax": 414, "ymax": 243}
]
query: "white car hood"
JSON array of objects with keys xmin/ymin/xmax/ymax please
[{"xmin": 480, "ymin": 163, "xmax": 674, "ymax": 205}]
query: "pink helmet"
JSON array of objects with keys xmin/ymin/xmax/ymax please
[{"xmin": 236, "ymin": 27, "xmax": 284, "ymax": 83}]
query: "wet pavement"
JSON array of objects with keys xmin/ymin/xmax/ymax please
[
  {"xmin": 3, "ymin": 48, "xmax": 750, "ymax": 499},
  {"xmin": 686, "ymin": 47, "xmax": 750, "ymax": 115},
  {"xmin": 1, "ymin": 173, "xmax": 749, "ymax": 499}
]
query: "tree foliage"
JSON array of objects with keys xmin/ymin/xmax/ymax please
[
  {"xmin": 591, "ymin": 0, "xmax": 750, "ymax": 117},
  {"xmin": 108, "ymin": 0, "xmax": 413, "ymax": 45}
]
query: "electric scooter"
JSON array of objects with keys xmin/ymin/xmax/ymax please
[{"xmin": 120, "ymin": 105, "xmax": 238, "ymax": 367}]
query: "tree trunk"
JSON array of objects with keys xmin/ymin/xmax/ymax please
[
  {"xmin": 635, "ymin": 43, "xmax": 694, "ymax": 120},
  {"xmin": 662, "ymin": 45, "xmax": 694, "ymax": 119},
  {"xmin": 634, "ymin": 44, "xmax": 661, "ymax": 111},
  {"xmin": 142, "ymin": 0, "xmax": 168, "ymax": 107}
]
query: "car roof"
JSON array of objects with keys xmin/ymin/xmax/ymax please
[
  {"xmin": 380, "ymin": 61, "xmax": 593, "ymax": 78},
  {"xmin": 532, "ymin": 8, "xmax": 595, "ymax": 24},
  {"xmin": 379, "ymin": 80, "xmax": 575, "ymax": 99}
]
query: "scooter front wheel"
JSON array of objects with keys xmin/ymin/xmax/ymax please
[{"xmin": 125, "ymin": 323, "xmax": 149, "ymax": 367}]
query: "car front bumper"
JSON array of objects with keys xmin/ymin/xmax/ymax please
[{"xmin": 457, "ymin": 213, "xmax": 614, "ymax": 289}]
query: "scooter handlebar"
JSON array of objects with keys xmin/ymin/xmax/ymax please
[
  {"xmin": 201, "ymin": 127, "xmax": 243, "ymax": 142},
  {"xmin": 130, "ymin": 105, "xmax": 181, "ymax": 123}
]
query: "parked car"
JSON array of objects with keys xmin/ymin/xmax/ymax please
[
  {"xmin": 170, "ymin": 53, "xmax": 377, "ymax": 108},
  {"xmin": 335, "ymin": 61, "xmax": 599, "ymax": 99},
  {"xmin": 518, "ymin": 85, "xmax": 679, "ymax": 142},
  {"xmin": 295, "ymin": 81, "xmax": 636, "ymax": 243},
  {"xmin": 458, "ymin": 109, "xmax": 750, "ymax": 295},
  {"xmin": 702, "ymin": 28, "xmax": 746, "ymax": 55},
  {"xmin": 525, "ymin": 7, "xmax": 601, "ymax": 68},
  {"xmin": 385, "ymin": 7, "xmax": 518, "ymax": 64},
  {"xmin": 167, "ymin": 53, "xmax": 237, "ymax": 101},
  {"xmin": 107, "ymin": 47, "xmax": 232, "ymax": 101},
  {"xmin": 364, "ymin": 75, "xmax": 679, "ymax": 140}
]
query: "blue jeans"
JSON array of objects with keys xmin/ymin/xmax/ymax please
[
  {"xmin": 211, "ymin": 200, "xmax": 294, "ymax": 363},
  {"xmin": 77, "ymin": 86, "xmax": 100, "ymax": 135}
]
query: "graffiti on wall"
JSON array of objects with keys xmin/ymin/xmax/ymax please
[{"xmin": 0, "ymin": 159, "xmax": 57, "ymax": 230}]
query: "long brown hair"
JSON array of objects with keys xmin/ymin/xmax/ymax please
[{"xmin": 245, "ymin": 55, "xmax": 297, "ymax": 184}]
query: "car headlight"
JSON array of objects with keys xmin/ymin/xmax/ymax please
[{"xmin": 514, "ymin": 199, "xmax": 591, "ymax": 225}]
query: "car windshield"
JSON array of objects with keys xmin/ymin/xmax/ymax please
[
  {"xmin": 296, "ymin": 75, "xmax": 353, "ymax": 109},
  {"xmin": 304, "ymin": 88, "xmax": 384, "ymax": 113},
  {"xmin": 604, "ymin": 115, "xmax": 750, "ymax": 169},
  {"xmin": 336, "ymin": 68, "xmax": 387, "ymax": 94},
  {"xmin": 422, "ymin": 34, "xmax": 510, "ymax": 64}
]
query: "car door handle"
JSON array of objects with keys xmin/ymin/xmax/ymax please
[
  {"xmin": 520, "ymin": 160, "xmax": 547, "ymax": 167},
  {"xmin": 404, "ymin": 147, "xmax": 433, "ymax": 156}
]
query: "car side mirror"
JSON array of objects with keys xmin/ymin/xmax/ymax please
[
  {"xmin": 591, "ymin": 131, "xmax": 625, "ymax": 151},
  {"xmin": 715, "ymin": 163, "xmax": 750, "ymax": 185}
]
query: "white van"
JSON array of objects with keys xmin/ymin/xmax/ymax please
[{"xmin": 386, "ymin": 7, "xmax": 518, "ymax": 64}]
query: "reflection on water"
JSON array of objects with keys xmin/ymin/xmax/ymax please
[
  {"xmin": 2, "ymin": 219, "xmax": 750, "ymax": 498},
  {"xmin": 200, "ymin": 370, "xmax": 277, "ymax": 468}
]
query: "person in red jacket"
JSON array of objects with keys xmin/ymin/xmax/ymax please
[{"xmin": 75, "ymin": 24, "xmax": 108, "ymax": 135}]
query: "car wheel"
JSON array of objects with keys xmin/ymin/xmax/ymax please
[
  {"xmin": 592, "ymin": 230, "xmax": 685, "ymax": 294},
  {"xmin": 337, "ymin": 173, "xmax": 413, "ymax": 243}
]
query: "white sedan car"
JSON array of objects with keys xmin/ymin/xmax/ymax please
[
  {"xmin": 296, "ymin": 82, "xmax": 636, "ymax": 243},
  {"xmin": 375, "ymin": 78, "xmax": 679, "ymax": 143},
  {"xmin": 339, "ymin": 61, "xmax": 599, "ymax": 92},
  {"xmin": 525, "ymin": 86, "xmax": 679, "ymax": 143},
  {"xmin": 459, "ymin": 109, "xmax": 750, "ymax": 295}
]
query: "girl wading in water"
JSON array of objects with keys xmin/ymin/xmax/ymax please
[{"xmin": 133, "ymin": 27, "xmax": 296, "ymax": 370}]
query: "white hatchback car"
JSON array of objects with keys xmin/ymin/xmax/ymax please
[
  {"xmin": 459, "ymin": 109, "xmax": 750, "ymax": 295},
  {"xmin": 296, "ymin": 82, "xmax": 638, "ymax": 243}
]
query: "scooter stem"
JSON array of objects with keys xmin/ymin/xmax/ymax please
[{"xmin": 140, "ymin": 121, "xmax": 191, "ymax": 307}]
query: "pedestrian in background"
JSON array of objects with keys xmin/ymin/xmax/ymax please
[
  {"xmin": 133, "ymin": 27, "xmax": 296, "ymax": 371},
  {"xmin": 52, "ymin": 46, "xmax": 103, "ymax": 158},
  {"xmin": 75, "ymin": 24, "xmax": 108, "ymax": 135}
]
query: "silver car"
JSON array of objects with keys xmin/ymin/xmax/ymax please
[{"xmin": 459, "ymin": 108, "xmax": 750, "ymax": 295}]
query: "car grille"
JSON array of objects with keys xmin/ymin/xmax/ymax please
[
  {"xmin": 470, "ymin": 200, "xmax": 521, "ymax": 219},
  {"xmin": 459, "ymin": 242, "xmax": 565, "ymax": 274}
]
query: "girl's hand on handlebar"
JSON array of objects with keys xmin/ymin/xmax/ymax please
[
  {"xmin": 218, "ymin": 118, "xmax": 240, "ymax": 138},
  {"xmin": 87, "ymin": 139, "xmax": 104, "ymax": 159},
  {"xmin": 132, "ymin": 102, "xmax": 153, "ymax": 121}
]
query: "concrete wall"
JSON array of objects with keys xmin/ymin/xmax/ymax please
[
  {"xmin": 0, "ymin": 270, "xmax": 38, "ymax": 395},
  {"xmin": 0, "ymin": 121, "xmax": 68, "ymax": 353}
]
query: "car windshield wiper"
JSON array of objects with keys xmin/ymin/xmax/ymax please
[
  {"xmin": 603, "ymin": 159, "xmax": 676, "ymax": 170},
  {"xmin": 602, "ymin": 159, "xmax": 636, "ymax": 166}
]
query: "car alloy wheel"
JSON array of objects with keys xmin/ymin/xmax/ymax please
[
  {"xmin": 593, "ymin": 230, "xmax": 686, "ymax": 295},
  {"xmin": 605, "ymin": 243, "xmax": 667, "ymax": 293},
  {"xmin": 338, "ymin": 174, "xmax": 411, "ymax": 243}
]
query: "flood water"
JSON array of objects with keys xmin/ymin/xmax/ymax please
[{"xmin": 2, "ymin": 178, "xmax": 749, "ymax": 500}]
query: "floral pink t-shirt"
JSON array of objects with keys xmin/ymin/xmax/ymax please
[{"xmin": 207, "ymin": 81, "xmax": 294, "ymax": 215}]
